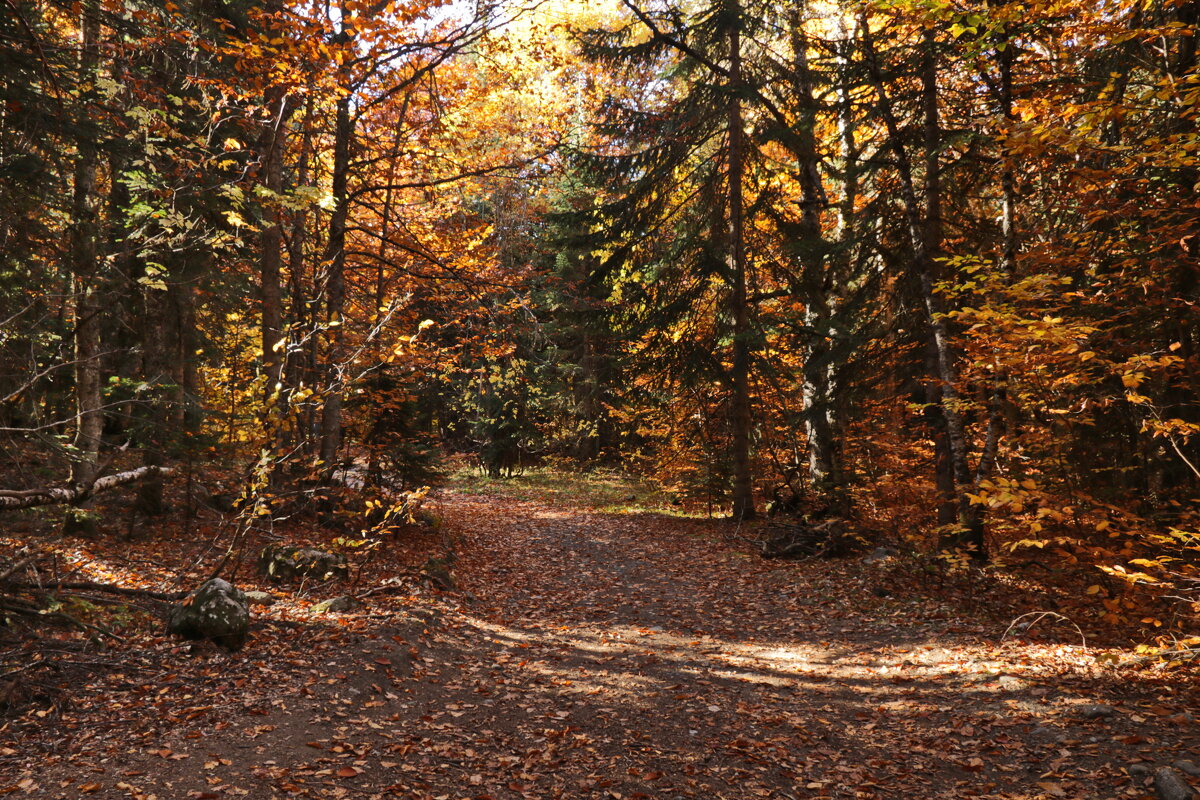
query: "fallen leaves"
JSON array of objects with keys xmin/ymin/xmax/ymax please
[{"xmin": 3, "ymin": 489, "xmax": 1199, "ymax": 800}]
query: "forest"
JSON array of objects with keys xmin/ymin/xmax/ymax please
[{"xmin": 1, "ymin": 0, "xmax": 1199, "ymax": 796}]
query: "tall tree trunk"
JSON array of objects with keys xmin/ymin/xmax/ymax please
[
  {"xmin": 790, "ymin": 9, "xmax": 841, "ymax": 501},
  {"xmin": 174, "ymin": 259, "xmax": 202, "ymax": 433},
  {"xmin": 919, "ymin": 27, "xmax": 958, "ymax": 529},
  {"xmin": 319, "ymin": 29, "xmax": 353, "ymax": 484},
  {"xmin": 861, "ymin": 15, "xmax": 981, "ymax": 557},
  {"xmin": 260, "ymin": 86, "xmax": 290, "ymax": 397},
  {"xmin": 64, "ymin": 0, "xmax": 104, "ymax": 536},
  {"xmin": 136, "ymin": 286, "xmax": 171, "ymax": 516},
  {"xmin": 258, "ymin": 81, "xmax": 293, "ymax": 494},
  {"xmin": 972, "ymin": 17, "xmax": 1019, "ymax": 503},
  {"xmin": 998, "ymin": 37, "xmax": 1017, "ymax": 277},
  {"xmin": 286, "ymin": 93, "xmax": 316, "ymax": 458},
  {"xmin": 727, "ymin": 2, "xmax": 755, "ymax": 520}
]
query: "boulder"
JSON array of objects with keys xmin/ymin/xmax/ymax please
[
  {"xmin": 258, "ymin": 545, "xmax": 347, "ymax": 582},
  {"xmin": 244, "ymin": 590, "xmax": 276, "ymax": 607},
  {"xmin": 312, "ymin": 595, "xmax": 358, "ymax": 614},
  {"xmin": 167, "ymin": 578, "xmax": 249, "ymax": 650},
  {"xmin": 421, "ymin": 556, "xmax": 456, "ymax": 591},
  {"xmin": 1077, "ymin": 703, "xmax": 1117, "ymax": 720},
  {"xmin": 1155, "ymin": 767, "xmax": 1197, "ymax": 800},
  {"xmin": 864, "ymin": 546, "xmax": 897, "ymax": 565},
  {"xmin": 1129, "ymin": 764, "xmax": 1153, "ymax": 780}
]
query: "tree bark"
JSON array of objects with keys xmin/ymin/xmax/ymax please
[
  {"xmin": 861, "ymin": 15, "xmax": 982, "ymax": 557},
  {"xmin": 136, "ymin": 286, "xmax": 172, "ymax": 516},
  {"xmin": 919, "ymin": 27, "xmax": 958, "ymax": 529},
  {"xmin": 1, "ymin": 467, "xmax": 172, "ymax": 511},
  {"xmin": 286, "ymin": 92, "xmax": 316, "ymax": 457},
  {"xmin": 64, "ymin": 0, "xmax": 104, "ymax": 536},
  {"xmin": 790, "ymin": 9, "xmax": 841, "ymax": 500},
  {"xmin": 318, "ymin": 16, "xmax": 354, "ymax": 484},
  {"xmin": 727, "ymin": 1, "xmax": 755, "ymax": 520},
  {"xmin": 260, "ymin": 77, "xmax": 293, "ymax": 400}
]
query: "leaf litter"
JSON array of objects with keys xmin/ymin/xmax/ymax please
[{"xmin": 2, "ymin": 484, "xmax": 1198, "ymax": 799}]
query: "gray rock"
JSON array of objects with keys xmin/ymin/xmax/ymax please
[
  {"xmin": 258, "ymin": 545, "xmax": 347, "ymax": 582},
  {"xmin": 864, "ymin": 546, "xmax": 897, "ymax": 565},
  {"xmin": 997, "ymin": 675, "xmax": 1026, "ymax": 690},
  {"xmin": 1078, "ymin": 703, "xmax": 1117, "ymax": 720},
  {"xmin": 167, "ymin": 578, "xmax": 249, "ymax": 650},
  {"xmin": 421, "ymin": 557, "xmax": 456, "ymax": 591},
  {"xmin": 1129, "ymin": 764, "xmax": 1153, "ymax": 779},
  {"xmin": 1175, "ymin": 761, "xmax": 1200, "ymax": 779},
  {"xmin": 1155, "ymin": 767, "xmax": 1197, "ymax": 800},
  {"xmin": 244, "ymin": 590, "xmax": 276, "ymax": 607},
  {"xmin": 311, "ymin": 595, "xmax": 358, "ymax": 614},
  {"xmin": 1031, "ymin": 724, "xmax": 1064, "ymax": 742}
]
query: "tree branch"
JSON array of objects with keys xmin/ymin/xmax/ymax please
[{"xmin": 0, "ymin": 466, "xmax": 173, "ymax": 511}]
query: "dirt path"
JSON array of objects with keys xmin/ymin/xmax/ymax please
[{"xmin": 6, "ymin": 491, "xmax": 1199, "ymax": 799}]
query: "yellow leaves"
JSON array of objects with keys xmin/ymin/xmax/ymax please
[
  {"xmin": 972, "ymin": 476, "xmax": 1044, "ymax": 515},
  {"xmin": 1099, "ymin": 564, "xmax": 1160, "ymax": 584},
  {"xmin": 1006, "ymin": 535, "xmax": 1075, "ymax": 552},
  {"xmin": 1121, "ymin": 371, "xmax": 1145, "ymax": 388},
  {"xmin": 224, "ymin": 210, "xmax": 252, "ymax": 229},
  {"xmin": 1036, "ymin": 506, "xmax": 1067, "ymax": 522},
  {"xmin": 1086, "ymin": 584, "xmax": 1102, "ymax": 595},
  {"xmin": 1008, "ymin": 538, "xmax": 1049, "ymax": 550}
]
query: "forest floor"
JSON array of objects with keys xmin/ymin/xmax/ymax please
[{"xmin": 2, "ymin": 471, "xmax": 1200, "ymax": 799}]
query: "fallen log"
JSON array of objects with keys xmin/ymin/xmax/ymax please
[
  {"xmin": 0, "ymin": 466, "xmax": 172, "ymax": 511},
  {"xmin": 754, "ymin": 518, "xmax": 850, "ymax": 559},
  {"xmin": 7, "ymin": 581, "xmax": 185, "ymax": 601}
]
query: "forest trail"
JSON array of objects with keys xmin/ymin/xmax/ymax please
[{"xmin": 7, "ymin": 488, "xmax": 1199, "ymax": 799}]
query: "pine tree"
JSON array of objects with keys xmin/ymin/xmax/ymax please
[{"xmin": 576, "ymin": 0, "xmax": 763, "ymax": 518}]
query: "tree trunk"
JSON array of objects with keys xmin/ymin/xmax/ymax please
[
  {"xmin": 318, "ymin": 27, "xmax": 353, "ymax": 484},
  {"xmin": 286, "ymin": 93, "xmax": 316, "ymax": 459},
  {"xmin": 918, "ymin": 26, "xmax": 959, "ymax": 531},
  {"xmin": 727, "ymin": 3, "xmax": 755, "ymax": 520},
  {"xmin": 790, "ymin": 9, "xmax": 841, "ymax": 500},
  {"xmin": 260, "ymin": 86, "xmax": 290, "ymax": 397},
  {"xmin": 971, "ymin": 17, "xmax": 1019, "ymax": 514},
  {"xmin": 861, "ymin": 15, "xmax": 981, "ymax": 557},
  {"xmin": 136, "ymin": 285, "xmax": 172, "ymax": 516},
  {"xmin": 64, "ymin": 0, "xmax": 104, "ymax": 536}
]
